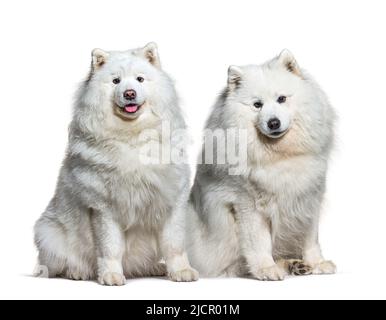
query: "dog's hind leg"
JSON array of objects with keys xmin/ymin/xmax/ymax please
[
  {"xmin": 34, "ymin": 214, "xmax": 95, "ymax": 281},
  {"xmin": 277, "ymin": 259, "xmax": 313, "ymax": 276},
  {"xmin": 34, "ymin": 216, "xmax": 68, "ymax": 278},
  {"xmin": 303, "ymin": 216, "xmax": 337, "ymax": 275},
  {"xmin": 34, "ymin": 250, "xmax": 66, "ymax": 278}
]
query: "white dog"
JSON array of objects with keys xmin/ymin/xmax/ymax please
[
  {"xmin": 34, "ymin": 43, "xmax": 198, "ymax": 285},
  {"xmin": 187, "ymin": 50, "xmax": 337, "ymax": 280}
]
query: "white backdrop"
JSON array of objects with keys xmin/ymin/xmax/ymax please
[{"xmin": 0, "ymin": 0, "xmax": 385, "ymax": 300}]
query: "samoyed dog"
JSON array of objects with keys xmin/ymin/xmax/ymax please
[
  {"xmin": 34, "ymin": 43, "xmax": 198, "ymax": 285},
  {"xmin": 187, "ymin": 50, "xmax": 336, "ymax": 280}
]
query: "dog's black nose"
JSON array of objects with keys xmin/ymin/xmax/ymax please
[
  {"xmin": 268, "ymin": 118, "xmax": 281, "ymax": 131},
  {"xmin": 124, "ymin": 89, "xmax": 136, "ymax": 100}
]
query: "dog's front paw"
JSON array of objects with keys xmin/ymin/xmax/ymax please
[
  {"xmin": 169, "ymin": 267, "xmax": 199, "ymax": 282},
  {"xmin": 312, "ymin": 260, "xmax": 337, "ymax": 275},
  {"xmin": 98, "ymin": 272, "xmax": 126, "ymax": 286},
  {"xmin": 254, "ymin": 265, "xmax": 286, "ymax": 281}
]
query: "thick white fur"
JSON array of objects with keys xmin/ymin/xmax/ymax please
[
  {"xmin": 34, "ymin": 43, "xmax": 198, "ymax": 285},
  {"xmin": 187, "ymin": 50, "xmax": 337, "ymax": 280}
]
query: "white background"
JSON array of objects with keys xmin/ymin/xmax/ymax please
[{"xmin": 0, "ymin": 0, "xmax": 385, "ymax": 300}]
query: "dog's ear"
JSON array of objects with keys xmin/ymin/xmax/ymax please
[
  {"xmin": 92, "ymin": 49, "xmax": 109, "ymax": 69},
  {"xmin": 139, "ymin": 42, "xmax": 161, "ymax": 68},
  {"xmin": 228, "ymin": 66, "xmax": 243, "ymax": 90},
  {"xmin": 277, "ymin": 49, "xmax": 302, "ymax": 77}
]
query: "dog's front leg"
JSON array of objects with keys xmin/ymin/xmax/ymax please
[
  {"xmin": 303, "ymin": 215, "xmax": 337, "ymax": 275},
  {"xmin": 160, "ymin": 201, "xmax": 199, "ymax": 282},
  {"xmin": 235, "ymin": 202, "xmax": 285, "ymax": 281},
  {"xmin": 91, "ymin": 208, "xmax": 126, "ymax": 286}
]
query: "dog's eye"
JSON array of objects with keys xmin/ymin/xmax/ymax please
[
  {"xmin": 254, "ymin": 101, "xmax": 264, "ymax": 109},
  {"xmin": 277, "ymin": 96, "xmax": 287, "ymax": 104},
  {"xmin": 113, "ymin": 78, "xmax": 121, "ymax": 85},
  {"xmin": 137, "ymin": 76, "xmax": 145, "ymax": 83}
]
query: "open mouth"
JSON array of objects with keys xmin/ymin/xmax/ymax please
[
  {"xmin": 114, "ymin": 102, "xmax": 144, "ymax": 120},
  {"xmin": 122, "ymin": 103, "xmax": 141, "ymax": 114}
]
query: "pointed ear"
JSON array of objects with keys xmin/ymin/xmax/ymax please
[
  {"xmin": 140, "ymin": 42, "xmax": 161, "ymax": 68},
  {"xmin": 228, "ymin": 66, "xmax": 243, "ymax": 90},
  {"xmin": 92, "ymin": 49, "xmax": 109, "ymax": 69},
  {"xmin": 277, "ymin": 49, "xmax": 302, "ymax": 77}
]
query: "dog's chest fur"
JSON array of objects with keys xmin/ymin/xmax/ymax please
[
  {"xmin": 109, "ymin": 164, "xmax": 177, "ymax": 230},
  {"xmin": 77, "ymin": 138, "xmax": 179, "ymax": 230},
  {"xmin": 249, "ymin": 155, "xmax": 326, "ymax": 198}
]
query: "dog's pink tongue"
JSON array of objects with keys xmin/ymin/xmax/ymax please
[{"xmin": 125, "ymin": 105, "xmax": 138, "ymax": 113}]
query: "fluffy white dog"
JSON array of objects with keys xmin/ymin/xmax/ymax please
[
  {"xmin": 34, "ymin": 43, "xmax": 198, "ymax": 285},
  {"xmin": 187, "ymin": 51, "xmax": 337, "ymax": 280}
]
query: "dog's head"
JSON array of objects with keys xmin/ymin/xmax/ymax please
[
  {"xmin": 85, "ymin": 43, "xmax": 171, "ymax": 123},
  {"xmin": 225, "ymin": 50, "xmax": 308, "ymax": 140}
]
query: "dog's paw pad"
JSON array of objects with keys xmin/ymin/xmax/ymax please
[
  {"xmin": 169, "ymin": 268, "xmax": 199, "ymax": 282},
  {"xmin": 98, "ymin": 272, "xmax": 126, "ymax": 286},
  {"xmin": 289, "ymin": 260, "xmax": 313, "ymax": 276},
  {"xmin": 254, "ymin": 265, "xmax": 286, "ymax": 281},
  {"xmin": 312, "ymin": 260, "xmax": 337, "ymax": 275}
]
